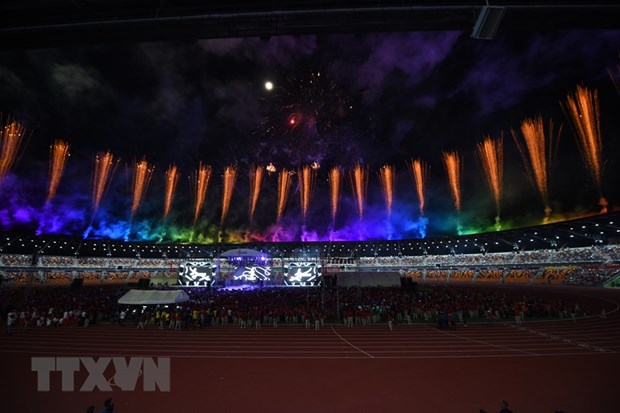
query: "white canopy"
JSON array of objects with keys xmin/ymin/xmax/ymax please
[
  {"xmin": 117, "ymin": 289, "xmax": 190, "ymax": 305},
  {"xmin": 220, "ymin": 248, "xmax": 266, "ymax": 258}
]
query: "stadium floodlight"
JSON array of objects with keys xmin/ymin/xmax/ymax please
[{"xmin": 471, "ymin": 5, "xmax": 506, "ymax": 40}]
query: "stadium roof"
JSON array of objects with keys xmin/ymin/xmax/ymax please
[
  {"xmin": 1, "ymin": 1, "xmax": 619, "ymax": 49},
  {"xmin": 1, "ymin": 211, "xmax": 618, "ymax": 258}
]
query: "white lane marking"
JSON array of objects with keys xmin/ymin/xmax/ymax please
[
  {"xmin": 435, "ymin": 326, "xmax": 539, "ymax": 356},
  {"xmin": 330, "ymin": 326, "xmax": 375, "ymax": 358}
]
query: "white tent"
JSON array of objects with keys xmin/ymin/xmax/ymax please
[{"xmin": 117, "ymin": 289, "xmax": 190, "ymax": 305}]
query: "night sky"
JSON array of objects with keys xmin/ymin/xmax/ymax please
[{"xmin": 0, "ymin": 29, "xmax": 618, "ymax": 243}]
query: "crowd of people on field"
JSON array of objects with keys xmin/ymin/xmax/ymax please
[{"xmin": 2, "ymin": 282, "xmax": 595, "ymax": 335}]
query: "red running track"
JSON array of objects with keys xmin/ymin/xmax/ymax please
[{"xmin": 1, "ymin": 286, "xmax": 620, "ymax": 413}]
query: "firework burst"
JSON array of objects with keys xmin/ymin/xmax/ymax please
[
  {"xmin": 259, "ymin": 70, "xmax": 353, "ymax": 165},
  {"xmin": 46, "ymin": 140, "xmax": 70, "ymax": 204},
  {"xmin": 378, "ymin": 164, "xmax": 397, "ymax": 219},
  {"xmin": 348, "ymin": 163, "xmax": 369, "ymax": 219},
  {"xmin": 442, "ymin": 151, "xmax": 463, "ymax": 215},
  {"xmin": 91, "ymin": 151, "xmax": 119, "ymax": 214},
  {"xmin": 192, "ymin": 162, "xmax": 212, "ymax": 225},
  {"xmin": 277, "ymin": 169, "xmax": 293, "ymax": 223},
  {"xmin": 163, "ymin": 164, "xmax": 179, "ymax": 220},
  {"xmin": 0, "ymin": 116, "xmax": 26, "ymax": 187},
  {"xmin": 130, "ymin": 158, "xmax": 154, "ymax": 217},
  {"xmin": 221, "ymin": 165, "xmax": 238, "ymax": 226},
  {"xmin": 248, "ymin": 165, "xmax": 263, "ymax": 223},
  {"xmin": 328, "ymin": 166, "xmax": 341, "ymax": 223},
  {"xmin": 512, "ymin": 116, "xmax": 560, "ymax": 221},
  {"xmin": 475, "ymin": 136, "xmax": 504, "ymax": 228},
  {"xmin": 297, "ymin": 165, "xmax": 316, "ymax": 222},
  {"xmin": 563, "ymin": 85, "xmax": 606, "ymax": 212},
  {"xmin": 407, "ymin": 158, "xmax": 430, "ymax": 216}
]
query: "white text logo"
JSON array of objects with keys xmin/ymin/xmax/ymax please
[{"xmin": 31, "ymin": 357, "xmax": 170, "ymax": 392}]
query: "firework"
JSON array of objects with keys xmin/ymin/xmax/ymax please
[
  {"xmin": 0, "ymin": 117, "xmax": 26, "ymax": 186},
  {"xmin": 348, "ymin": 163, "xmax": 369, "ymax": 219},
  {"xmin": 268, "ymin": 71, "xmax": 346, "ymax": 135},
  {"xmin": 298, "ymin": 165, "xmax": 316, "ymax": 221},
  {"xmin": 163, "ymin": 164, "xmax": 179, "ymax": 220},
  {"xmin": 563, "ymin": 86, "xmax": 606, "ymax": 212},
  {"xmin": 91, "ymin": 151, "xmax": 119, "ymax": 214},
  {"xmin": 328, "ymin": 166, "xmax": 341, "ymax": 223},
  {"xmin": 259, "ymin": 71, "xmax": 351, "ymax": 164},
  {"xmin": 46, "ymin": 140, "xmax": 70, "ymax": 203},
  {"xmin": 276, "ymin": 169, "xmax": 293, "ymax": 223},
  {"xmin": 220, "ymin": 165, "xmax": 238, "ymax": 226},
  {"xmin": 248, "ymin": 165, "xmax": 264, "ymax": 223},
  {"xmin": 192, "ymin": 162, "xmax": 212, "ymax": 225},
  {"xmin": 475, "ymin": 136, "xmax": 504, "ymax": 225},
  {"xmin": 442, "ymin": 151, "xmax": 462, "ymax": 215},
  {"xmin": 407, "ymin": 158, "xmax": 430, "ymax": 216},
  {"xmin": 512, "ymin": 116, "xmax": 560, "ymax": 220},
  {"xmin": 378, "ymin": 164, "xmax": 397, "ymax": 218},
  {"xmin": 130, "ymin": 158, "xmax": 154, "ymax": 217}
]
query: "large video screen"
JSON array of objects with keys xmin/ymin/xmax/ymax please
[
  {"xmin": 232, "ymin": 266, "xmax": 271, "ymax": 282},
  {"xmin": 178, "ymin": 261, "xmax": 216, "ymax": 286},
  {"xmin": 285, "ymin": 262, "xmax": 321, "ymax": 286}
]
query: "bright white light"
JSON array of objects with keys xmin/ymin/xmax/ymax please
[{"xmin": 264, "ymin": 81, "xmax": 273, "ymax": 91}]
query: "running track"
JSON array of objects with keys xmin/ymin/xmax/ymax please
[{"xmin": 2, "ymin": 286, "xmax": 620, "ymax": 413}]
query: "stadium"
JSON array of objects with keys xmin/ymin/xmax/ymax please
[{"xmin": 1, "ymin": 1, "xmax": 620, "ymax": 413}]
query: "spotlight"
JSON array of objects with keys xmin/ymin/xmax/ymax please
[{"xmin": 471, "ymin": 5, "xmax": 506, "ymax": 40}]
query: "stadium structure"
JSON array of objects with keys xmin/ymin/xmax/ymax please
[
  {"xmin": 2, "ymin": 1, "xmax": 620, "ymax": 48},
  {"xmin": 2, "ymin": 211, "xmax": 619, "ymax": 288},
  {"xmin": 2, "ymin": 3, "xmax": 620, "ymax": 413}
]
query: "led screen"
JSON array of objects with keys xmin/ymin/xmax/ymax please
[
  {"xmin": 232, "ymin": 266, "xmax": 271, "ymax": 282},
  {"xmin": 178, "ymin": 261, "xmax": 215, "ymax": 286},
  {"xmin": 285, "ymin": 262, "xmax": 321, "ymax": 286}
]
